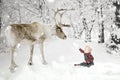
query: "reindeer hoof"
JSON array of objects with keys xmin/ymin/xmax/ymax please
[
  {"xmin": 14, "ymin": 64, "xmax": 18, "ymax": 68},
  {"xmin": 28, "ymin": 62, "xmax": 33, "ymax": 65},
  {"xmin": 9, "ymin": 67, "xmax": 15, "ymax": 73},
  {"xmin": 9, "ymin": 65, "xmax": 18, "ymax": 73},
  {"xmin": 28, "ymin": 61, "xmax": 33, "ymax": 65}
]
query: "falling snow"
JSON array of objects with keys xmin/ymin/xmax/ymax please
[{"xmin": 0, "ymin": 0, "xmax": 120, "ymax": 80}]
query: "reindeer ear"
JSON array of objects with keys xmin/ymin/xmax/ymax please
[
  {"xmin": 58, "ymin": 23, "xmax": 70, "ymax": 27},
  {"xmin": 61, "ymin": 23, "xmax": 71, "ymax": 27}
]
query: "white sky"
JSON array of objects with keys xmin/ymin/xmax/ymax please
[{"xmin": 46, "ymin": 0, "xmax": 55, "ymax": 3}]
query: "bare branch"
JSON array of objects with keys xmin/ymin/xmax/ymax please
[
  {"xmin": 23, "ymin": 6, "xmax": 39, "ymax": 15},
  {"xmin": 90, "ymin": 20, "xmax": 95, "ymax": 32}
]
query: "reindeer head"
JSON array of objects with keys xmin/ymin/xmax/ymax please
[
  {"xmin": 55, "ymin": 24, "xmax": 67, "ymax": 39},
  {"xmin": 53, "ymin": 9, "xmax": 71, "ymax": 39}
]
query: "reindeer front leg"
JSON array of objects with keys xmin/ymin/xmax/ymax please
[
  {"xmin": 9, "ymin": 45, "xmax": 18, "ymax": 72},
  {"xmin": 28, "ymin": 45, "xmax": 34, "ymax": 65},
  {"xmin": 40, "ymin": 42, "xmax": 47, "ymax": 65}
]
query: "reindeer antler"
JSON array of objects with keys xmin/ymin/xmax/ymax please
[
  {"xmin": 53, "ymin": 9, "xmax": 59, "ymax": 25},
  {"xmin": 53, "ymin": 8, "xmax": 74, "ymax": 27}
]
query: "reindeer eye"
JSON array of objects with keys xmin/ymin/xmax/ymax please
[{"xmin": 57, "ymin": 28, "xmax": 62, "ymax": 32}]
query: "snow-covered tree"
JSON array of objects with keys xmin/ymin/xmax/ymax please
[
  {"xmin": 0, "ymin": 0, "xmax": 118, "ymax": 42},
  {"xmin": 0, "ymin": 0, "xmax": 1, "ymax": 35},
  {"xmin": 1, "ymin": 0, "xmax": 51, "ymax": 29},
  {"xmin": 106, "ymin": 29, "xmax": 120, "ymax": 54},
  {"xmin": 1, "ymin": 0, "xmax": 22, "ymax": 31},
  {"xmin": 113, "ymin": 1, "xmax": 120, "ymax": 28},
  {"xmin": 14, "ymin": 0, "xmax": 50, "ymax": 24},
  {"xmin": 82, "ymin": 18, "xmax": 95, "ymax": 42}
]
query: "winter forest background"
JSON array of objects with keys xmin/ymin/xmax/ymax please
[
  {"xmin": 0, "ymin": 0, "xmax": 120, "ymax": 54},
  {"xmin": 0, "ymin": 0, "xmax": 120, "ymax": 80}
]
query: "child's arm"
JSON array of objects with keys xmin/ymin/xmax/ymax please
[{"xmin": 79, "ymin": 48, "xmax": 84, "ymax": 53}]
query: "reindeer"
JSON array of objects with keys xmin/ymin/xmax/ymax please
[{"xmin": 5, "ymin": 9, "xmax": 70, "ymax": 72}]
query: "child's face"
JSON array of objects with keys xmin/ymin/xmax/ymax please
[{"xmin": 84, "ymin": 46, "xmax": 91, "ymax": 53}]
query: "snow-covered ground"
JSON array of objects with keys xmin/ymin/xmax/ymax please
[{"xmin": 0, "ymin": 38, "xmax": 120, "ymax": 80}]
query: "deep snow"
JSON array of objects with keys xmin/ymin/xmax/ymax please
[{"xmin": 0, "ymin": 38, "xmax": 120, "ymax": 80}]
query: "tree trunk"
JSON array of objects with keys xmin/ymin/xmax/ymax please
[
  {"xmin": 98, "ymin": 21, "xmax": 105, "ymax": 43},
  {"xmin": 0, "ymin": 0, "xmax": 2, "ymax": 35},
  {"xmin": 85, "ymin": 30, "xmax": 92, "ymax": 42},
  {"xmin": 99, "ymin": 21, "xmax": 104, "ymax": 43},
  {"xmin": 113, "ymin": 1, "xmax": 120, "ymax": 28},
  {"xmin": 82, "ymin": 18, "xmax": 92, "ymax": 42},
  {"xmin": 0, "ymin": 17, "xmax": 1, "ymax": 35},
  {"xmin": 82, "ymin": 18, "xmax": 94, "ymax": 42},
  {"xmin": 98, "ymin": 5, "xmax": 104, "ymax": 43}
]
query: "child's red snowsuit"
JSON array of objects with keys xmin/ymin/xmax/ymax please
[{"xmin": 79, "ymin": 48, "xmax": 94, "ymax": 64}]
